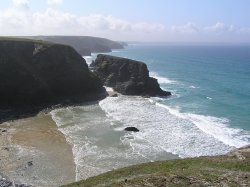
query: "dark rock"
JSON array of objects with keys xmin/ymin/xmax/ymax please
[
  {"xmin": 124, "ymin": 127, "xmax": 139, "ymax": 132},
  {"xmin": 3, "ymin": 147, "xmax": 10, "ymax": 151},
  {"xmin": 27, "ymin": 161, "xmax": 33, "ymax": 166},
  {"xmin": 0, "ymin": 38, "xmax": 105, "ymax": 108},
  {"xmin": 91, "ymin": 54, "xmax": 171, "ymax": 97},
  {"xmin": 0, "ymin": 174, "xmax": 12, "ymax": 187},
  {"xmin": 2, "ymin": 129, "xmax": 7, "ymax": 133}
]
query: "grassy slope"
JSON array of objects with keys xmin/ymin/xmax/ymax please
[
  {"xmin": 0, "ymin": 36, "xmax": 54, "ymax": 46},
  {"xmin": 63, "ymin": 147, "xmax": 250, "ymax": 187}
]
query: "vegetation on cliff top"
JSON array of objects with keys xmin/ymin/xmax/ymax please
[
  {"xmin": 0, "ymin": 37, "xmax": 54, "ymax": 45},
  {"xmin": 63, "ymin": 146, "xmax": 250, "ymax": 187},
  {"xmin": 0, "ymin": 37, "xmax": 105, "ymax": 122},
  {"xmin": 25, "ymin": 36, "xmax": 126, "ymax": 56}
]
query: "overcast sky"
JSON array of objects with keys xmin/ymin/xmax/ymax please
[{"xmin": 0, "ymin": 0, "xmax": 250, "ymax": 42}]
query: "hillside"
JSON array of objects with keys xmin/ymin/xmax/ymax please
[
  {"xmin": 0, "ymin": 37, "xmax": 105, "ymax": 122},
  {"xmin": 26, "ymin": 36, "xmax": 126, "ymax": 56},
  {"xmin": 63, "ymin": 146, "xmax": 250, "ymax": 187}
]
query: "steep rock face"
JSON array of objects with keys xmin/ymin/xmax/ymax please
[
  {"xmin": 91, "ymin": 54, "xmax": 171, "ymax": 96},
  {"xmin": 27, "ymin": 36, "xmax": 126, "ymax": 56},
  {"xmin": 0, "ymin": 39, "xmax": 105, "ymax": 108}
]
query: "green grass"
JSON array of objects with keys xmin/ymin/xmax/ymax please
[
  {"xmin": 62, "ymin": 147, "xmax": 250, "ymax": 187},
  {"xmin": 0, "ymin": 36, "xmax": 54, "ymax": 46}
]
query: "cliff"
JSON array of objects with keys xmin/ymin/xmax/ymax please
[
  {"xmin": 0, "ymin": 38, "xmax": 105, "ymax": 111},
  {"xmin": 63, "ymin": 146, "xmax": 250, "ymax": 187},
  {"xmin": 26, "ymin": 36, "xmax": 126, "ymax": 56},
  {"xmin": 91, "ymin": 54, "xmax": 171, "ymax": 97}
]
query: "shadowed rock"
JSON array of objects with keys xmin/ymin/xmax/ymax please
[
  {"xmin": 91, "ymin": 54, "xmax": 171, "ymax": 97},
  {"xmin": 124, "ymin": 127, "xmax": 139, "ymax": 132},
  {"xmin": 0, "ymin": 38, "xmax": 106, "ymax": 122}
]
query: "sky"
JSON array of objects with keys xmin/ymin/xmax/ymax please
[{"xmin": 0, "ymin": 0, "xmax": 250, "ymax": 42}]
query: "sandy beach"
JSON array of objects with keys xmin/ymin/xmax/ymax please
[
  {"xmin": 0, "ymin": 113, "xmax": 76, "ymax": 187},
  {"xmin": 0, "ymin": 92, "xmax": 182, "ymax": 187}
]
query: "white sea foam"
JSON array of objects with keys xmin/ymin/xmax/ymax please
[
  {"xmin": 99, "ymin": 96, "xmax": 250, "ymax": 158},
  {"xmin": 155, "ymin": 102, "xmax": 250, "ymax": 148},
  {"xmin": 51, "ymin": 104, "xmax": 154, "ymax": 181},
  {"xmin": 150, "ymin": 72, "xmax": 177, "ymax": 84},
  {"xmin": 82, "ymin": 56, "xmax": 93, "ymax": 66},
  {"xmin": 104, "ymin": 86, "xmax": 114, "ymax": 92},
  {"xmin": 189, "ymin": 85, "xmax": 199, "ymax": 89},
  {"xmin": 50, "ymin": 96, "xmax": 250, "ymax": 181}
]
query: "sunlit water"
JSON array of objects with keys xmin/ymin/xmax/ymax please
[{"xmin": 52, "ymin": 44, "xmax": 250, "ymax": 180}]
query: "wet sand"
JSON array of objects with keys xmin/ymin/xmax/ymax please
[{"xmin": 0, "ymin": 113, "xmax": 76, "ymax": 187}]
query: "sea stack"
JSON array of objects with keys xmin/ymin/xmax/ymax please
[
  {"xmin": 91, "ymin": 54, "xmax": 171, "ymax": 97},
  {"xmin": 0, "ymin": 38, "xmax": 105, "ymax": 108}
]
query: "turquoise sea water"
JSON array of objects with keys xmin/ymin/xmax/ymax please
[
  {"xmin": 110, "ymin": 44, "xmax": 250, "ymax": 132},
  {"xmin": 52, "ymin": 44, "xmax": 250, "ymax": 180}
]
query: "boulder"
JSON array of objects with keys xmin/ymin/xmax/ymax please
[
  {"xmin": 91, "ymin": 54, "xmax": 171, "ymax": 97},
  {"xmin": 0, "ymin": 38, "xmax": 105, "ymax": 108},
  {"xmin": 124, "ymin": 127, "xmax": 139, "ymax": 132}
]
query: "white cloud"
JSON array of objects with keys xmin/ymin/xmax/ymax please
[
  {"xmin": 12, "ymin": 0, "xmax": 29, "ymax": 9},
  {"xmin": 204, "ymin": 22, "xmax": 227, "ymax": 33},
  {"xmin": 0, "ymin": 7, "xmax": 165, "ymax": 37},
  {"xmin": 229, "ymin": 25, "xmax": 235, "ymax": 32},
  {"xmin": 47, "ymin": 0, "xmax": 64, "ymax": 6},
  {"xmin": 12, "ymin": 0, "xmax": 29, "ymax": 6},
  {"xmin": 238, "ymin": 27, "xmax": 250, "ymax": 34},
  {"xmin": 170, "ymin": 22, "xmax": 199, "ymax": 34},
  {"xmin": 0, "ymin": 4, "xmax": 250, "ymax": 42}
]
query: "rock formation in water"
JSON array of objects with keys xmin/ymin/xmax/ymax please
[
  {"xmin": 124, "ymin": 127, "xmax": 139, "ymax": 132},
  {"xmin": 0, "ymin": 38, "xmax": 105, "ymax": 109},
  {"xmin": 26, "ymin": 36, "xmax": 126, "ymax": 56},
  {"xmin": 90, "ymin": 54, "xmax": 171, "ymax": 97}
]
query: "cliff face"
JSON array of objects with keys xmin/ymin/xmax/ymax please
[
  {"xmin": 27, "ymin": 36, "xmax": 126, "ymax": 56},
  {"xmin": 91, "ymin": 54, "xmax": 171, "ymax": 96},
  {"xmin": 0, "ymin": 39, "xmax": 104, "ymax": 108}
]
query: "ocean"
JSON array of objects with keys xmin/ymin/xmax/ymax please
[{"xmin": 51, "ymin": 44, "xmax": 250, "ymax": 180}]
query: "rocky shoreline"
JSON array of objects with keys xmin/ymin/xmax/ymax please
[
  {"xmin": 91, "ymin": 54, "xmax": 171, "ymax": 97},
  {"xmin": 0, "ymin": 38, "xmax": 107, "ymax": 124},
  {"xmin": 0, "ymin": 39, "xmax": 172, "ymax": 124}
]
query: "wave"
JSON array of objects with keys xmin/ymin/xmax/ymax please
[
  {"xmin": 99, "ymin": 96, "xmax": 246, "ymax": 158},
  {"xmin": 82, "ymin": 56, "xmax": 93, "ymax": 66},
  {"xmin": 50, "ymin": 104, "xmax": 154, "ymax": 181},
  {"xmin": 189, "ymin": 85, "xmax": 199, "ymax": 89},
  {"xmin": 104, "ymin": 86, "xmax": 114, "ymax": 92},
  {"xmin": 150, "ymin": 72, "xmax": 177, "ymax": 84},
  {"xmin": 155, "ymin": 102, "xmax": 250, "ymax": 148},
  {"xmin": 50, "ymin": 96, "xmax": 250, "ymax": 180}
]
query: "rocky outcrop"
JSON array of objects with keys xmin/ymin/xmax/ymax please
[
  {"xmin": 0, "ymin": 38, "xmax": 105, "ymax": 109},
  {"xmin": 124, "ymin": 127, "xmax": 139, "ymax": 132},
  {"xmin": 26, "ymin": 36, "xmax": 126, "ymax": 56},
  {"xmin": 91, "ymin": 54, "xmax": 171, "ymax": 97}
]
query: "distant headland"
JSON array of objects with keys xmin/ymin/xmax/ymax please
[{"xmin": 24, "ymin": 36, "xmax": 127, "ymax": 56}]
